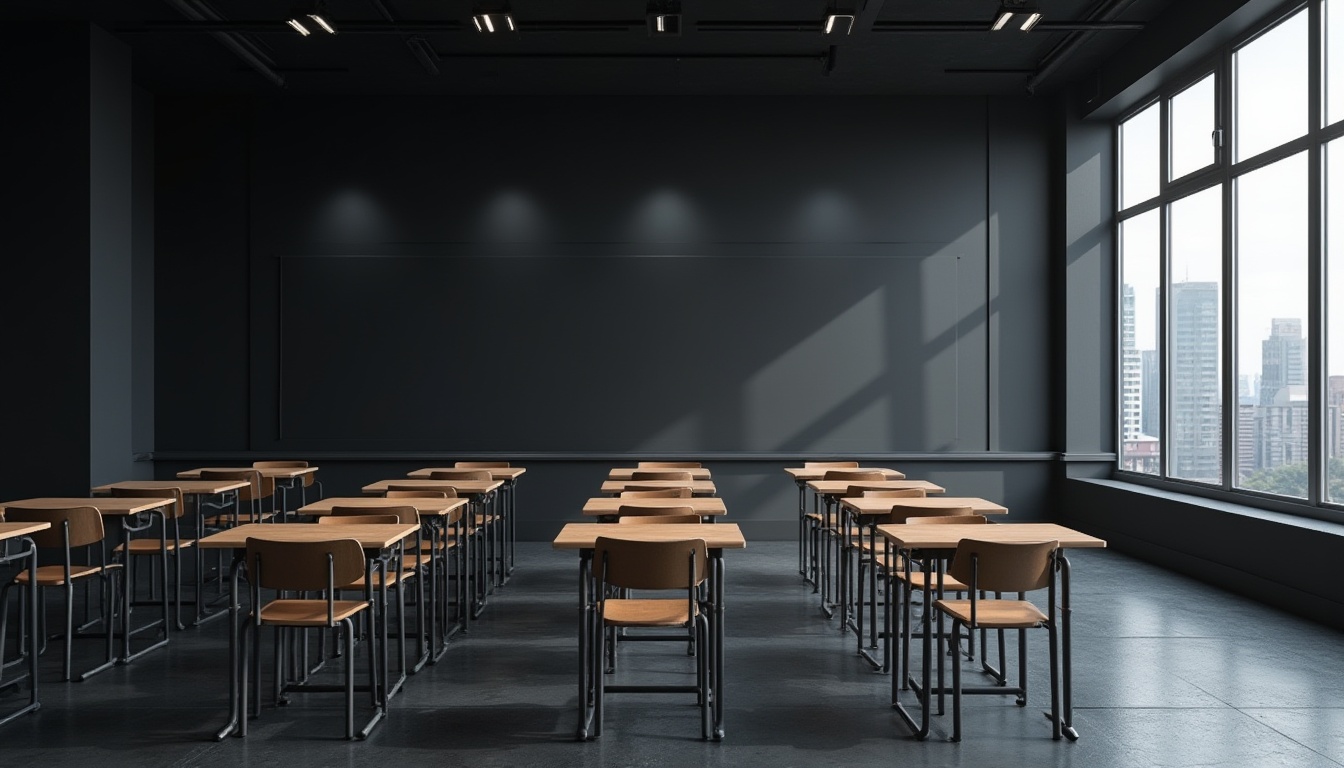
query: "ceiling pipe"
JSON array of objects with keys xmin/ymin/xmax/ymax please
[
  {"xmin": 1026, "ymin": 0, "xmax": 1144, "ymax": 93},
  {"xmin": 162, "ymin": 0, "xmax": 284, "ymax": 87},
  {"xmin": 368, "ymin": 0, "xmax": 442, "ymax": 76}
]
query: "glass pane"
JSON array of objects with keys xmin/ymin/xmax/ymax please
[
  {"xmin": 1235, "ymin": 9, "xmax": 1308, "ymax": 162},
  {"xmin": 1329, "ymin": 0, "xmax": 1344, "ymax": 126},
  {"xmin": 1235, "ymin": 153, "xmax": 1309, "ymax": 498},
  {"xmin": 1170, "ymin": 74, "xmax": 1216, "ymax": 180},
  {"xmin": 1168, "ymin": 185, "xmax": 1224, "ymax": 484},
  {"xmin": 1120, "ymin": 102, "xmax": 1160, "ymax": 210},
  {"xmin": 1329, "ymin": 140, "xmax": 1344, "ymax": 502},
  {"xmin": 1121, "ymin": 209, "xmax": 1162, "ymax": 474}
]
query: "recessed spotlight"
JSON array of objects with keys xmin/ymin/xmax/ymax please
[{"xmin": 823, "ymin": 13, "xmax": 854, "ymax": 35}]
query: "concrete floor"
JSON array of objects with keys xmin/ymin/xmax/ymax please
[{"xmin": 1, "ymin": 541, "xmax": 1342, "ymax": 766}]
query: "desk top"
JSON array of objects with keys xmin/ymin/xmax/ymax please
[
  {"xmin": 299, "ymin": 496, "xmax": 468, "ymax": 521},
  {"xmin": 406, "ymin": 467, "xmax": 527, "ymax": 481},
  {"xmin": 93, "ymin": 479, "xmax": 250, "ymax": 495},
  {"xmin": 1, "ymin": 497, "xmax": 178, "ymax": 516},
  {"xmin": 177, "ymin": 466, "xmax": 319, "ymax": 480},
  {"xmin": 785, "ymin": 467, "xmax": 906, "ymax": 481},
  {"xmin": 0, "ymin": 521, "xmax": 52, "ymax": 540},
  {"xmin": 607, "ymin": 467, "xmax": 713, "ymax": 481},
  {"xmin": 806, "ymin": 479, "xmax": 944, "ymax": 496},
  {"xmin": 198, "ymin": 523, "xmax": 420, "ymax": 550},
  {"xmin": 600, "ymin": 479, "xmax": 717, "ymax": 496},
  {"xmin": 840, "ymin": 496, "xmax": 1007, "ymax": 516},
  {"xmin": 876, "ymin": 522, "xmax": 1107, "ymax": 549},
  {"xmin": 581, "ymin": 497, "xmax": 728, "ymax": 516},
  {"xmin": 552, "ymin": 522, "xmax": 746, "ymax": 550},
  {"xmin": 362, "ymin": 479, "xmax": 504, "ymax": 496}
]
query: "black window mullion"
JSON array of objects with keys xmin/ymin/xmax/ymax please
[{"xmin": 1309, "ymin": 0, "xmax": 1325, "ymax": 505}]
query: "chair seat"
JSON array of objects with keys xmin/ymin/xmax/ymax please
[
  {"xmin": 16, "ymin": 563, "xmax": 120, "ymax": 587},
  {"xmin": 934, "ymin": 599, "xmax": 1048, "ymax": 628},
  {"xmin": 115, "ymin": 539, "xmax": 196, "ymax": 554},
  {"xmin": 340, "ymin": 569, "xmax": 417, "ymax": 589},
  {"xmin": 257, "ymin": 599, "xmax": 368, "ymax": 627},
  {"xmin": 603, "ymin": 598, "xmax": 697, "ymax": 627},
  {"xmin": 899, "ymin": 571, "xmax": 968, "ymax": 591},
  {"xmin": 402, "ymin": 553, "xmax": 432, "ymax": 569}
]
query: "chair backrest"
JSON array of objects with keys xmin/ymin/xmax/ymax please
[
  {"xmin": 946, "ymin": 539, "xmax": 1057, "ymax": 594},
  {"xmin": 246, "ymin": 537, "xmax": 365, "ymax": 592},
  {"xmin": 823, "ymin": 470, "xmax": 885, "ymax": 482},
  {"xmin": 629, "ymin": 470, "xmax": 694, "ymax": 481},
  {"xmin": 386, "ymin": 489, "xmax": 451, "ymax": 499},
  {"xmin": 330, "ymin": 505, "xmax": 419, "ymax": 525},
  {"xmin": 617, "ymin": 514, "xmax": 703, "ymax": 525},
  {"xmin": 862, "ymin": 488, "xmax": 926, "ymax": 498},
  {"xmin": 200, "ymin": 468, "xmax": 270, "ymax": 501},
  {"xmin": 4, "ymin": 506, "xmax": 105, "ymax": 549},
  {"xmin": 594, "ymin": 536, "xmax": 707, "ymax": 591},
  {"xmin": 620, "ymin": 489, "xmax": 693, "ymax": 499},
  {"xmin": 805, "ymin": 461, "xmax": 859, "ymax": 468},
  {"xmin": 637, "ymin": 461, "xmax": 701, "ymax": 469},
  {"xmin": 624, "ymin": 484, "xmax": 692, "ymax": 493},
  {"xmin": 429, "ymin": 469, "xmax": 492, "ymax": 481},
  {"xmin": 880, "ymin": 505, "xmax": 977, "ymax": 524},
  {"xmin": 110, "ymin": 486, "xmax": 186, "ymax": 519},
  {"xmin": 903, "ymin": 514, "xmax": 988, "ymax": 525},
  {"xmin": 318, "ymin": 514, "xmax": 400, "ymax": 526},
  {"xmin": 454, "ymin": 461, "xmax": 509, "ymax": 468},
  {"xmin": 616, "ymin": 504, "xmax": 696, "ymax": 519},
  {"xmin": 253, "ymin": 460, "xmax": 307, "ymax": 468},
  {"xmin": 386, "ymin": 484, "xmax": 457, "ymax": 497}
]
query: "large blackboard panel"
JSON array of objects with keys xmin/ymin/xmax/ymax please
[{"xmin": 278, "ymin": 251, "xmax": 976, "ymax": 453}]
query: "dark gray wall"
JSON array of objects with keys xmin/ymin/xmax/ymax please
[
  {"xmin": 132, "ymin": 85, "xmax": 155, "ymax": 466},
  {"xmin": 153, "ymin": 94, "xmax": 1058, "ymax": 538},
  {"xmin": 0, "ymin": 26, "xmax": 94, "ymax": 498}
]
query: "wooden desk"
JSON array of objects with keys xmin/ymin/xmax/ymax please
[
  {"xmin": 599, "ymin": 479, "xmax": 717, "ymax": 496},
  {"xmin": 199, "ymin": 523, "xmax": 419, "ymax": 740},
  {"xmin": 405, "ymin": 468, "xmax": 528, "ymax": 579},
  {"xmin": 1, "ymin": 497, "xmax": 178, "ymax": 672},
  {"xmin": 607, "ymin": 467, "xmax": 712, "ymax": 481},
  {"xmin": 0, "ymin": 521, "xmax": 50, "ymax": 727},
  {"xmin": 876, "ymin": 523, "xmax": 1106, "ymax": 741},
  {"xmin": 805, "ymin": 479, "xmax": 944, "ymax": 496},
  {"xmin": 362, "ymin": 479, "xmax": 503, "ymax": 496},
  {"xmin": 553, "ymin": 523, "xmax": 745, "ymax": 741},
  {"xmin": 839, "ymin": 496, "xmax": 1006, "ymax": 516},
  {"xmin": 301, "ymin": 496, "xmax": 471, "ymax": 657},
  {"xmin": 784, "ymin": 467, "xmax": 906, "ymax": 481},
  {"xmin": 177, "ymin": 466, "xmax": 319, "ymax": 480},
  {"xmin": 581, "ymin": 497, "xmax": 727, "ymax": 520},
  {"xmin": 784, "ymin": 467, "xmax": 904, "ymax": 581}
]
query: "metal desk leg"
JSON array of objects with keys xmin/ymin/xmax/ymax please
[
  {"xmin": 215, "ymin": 555, "xmax": 245, "ymax": 740},
  {"xmin": 0, "ymin": 537, "xmax": 42, "ymax": 727},
  {"xmin": 711, "ymin": 552, "xmax": 726, "ymax": 741},
  {"xmin": 892, "ymin": 549, "xmax": 932, "ymax": 740},
  {"xmin": 576, "ymin": 550, "xmax": 595, "ymax": 741}
]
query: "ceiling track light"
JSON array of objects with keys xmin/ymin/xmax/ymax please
[
  {"xmin": 823, "ymin": 13, "xmax": 854, "ymax": 35},
  {"xmin": 990, "ymin": 2, "xmax": 1042, "ymax": 32},
  {"xmin": 287, "ymin": 1, "xmax": 336, "ymax": 35},
  {"xmin": 647, "ymin": 0, "xmax": 681, "ymax": 36},
  {"xmin": 285, "ymin": 18, "xmax": 310, "ymax": 35},
  {"xmin": 307, "ymin": 13, "xmax": 337, "ymax": 34},
  {"xmin": 473, "ymin": 12, "xmax": 516, "ymax": 33}
]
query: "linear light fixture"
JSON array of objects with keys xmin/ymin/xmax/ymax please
[
  {"xmin": 990, "ymin": 2, "xmax": 1042, "ymax": 32},
  {"xmin": 287, "ymin": 2, "xmax": 336, "ymax": 35},
  {"xmin": 823, "ymin": 13, "xmax": 854, "ymax": 35},
  {"xmin": 647, "ymin": 0, "xmax": 681, "ymax": 36},
  {"xmin": 473, "ymin": 12, "xmax": 516, "ymax": 33},
  {"xmin": 285, "ymin": 17, "xmax": 310, "ymax": 35},
  {"xmin": 307, "ymin": 13, "xmax": 337, "ymax": 34}
]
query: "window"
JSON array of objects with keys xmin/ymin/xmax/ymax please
[{"xmin": 1117, "ymin": 2, "xmax": 1344, "ymax": 514}]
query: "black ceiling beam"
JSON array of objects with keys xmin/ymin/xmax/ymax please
[
  {"xmin": 125, "ymin": 20, "xmax": 467, "ymax": 33},
  {"xmin": 870, "ymin": 21, "xmax": 1144, "ymax": 32},
  {"xmin": 161, "ymin": 0, "xmax": 284, "ymax": 87},
  {"xmin": 1027, "ymin": 0, "xmax": 1145, "ymax": 93}
]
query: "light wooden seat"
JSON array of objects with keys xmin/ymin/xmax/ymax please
[
  {"xmin": 624, "ymin": 483, "xmax": 693, "ymax": 493},
  {"xmin": 637, "ymin": 461, "xmax": 702, "ymax": 468},
  {"xmin": 1, "ymin": 506, "xmax": 120, "ymax": 681},
  {"xmin": 319, "ymin": 514, "xmax": 401, "ymax": 526},
  {"xmin": 620, "ymin": 488, "xmax": 693, "ymax": 498},
  {"xmin": 932, "ymin": 539, "xmax": 1061, "ymax": 742},
  {"xmin": 242, "ymin": 537, "xmax": 375, "ymax": 740},
  {"xmin": 253, "ymin": 460, "xmax": 322, "ymax": 508},
  {"xmin": 109, "ymin": 486, "xmax": 194, "ymax": 630},
  {"xmin": 629, "ymin": 470, "xmax": 694, "ymax": 481},
  {"xmin": 592, "ymin": 536, "xmax": 711, "ymax": 739},
  {"xmin": 200, "ymin": 469, "xmax": 276, "ymax": 526},
  {"xmin": 618, "ymin": 514, "xmax": 703, "ymax": 525},
  {"xmin": 615, "ymin": 504, "xmax": 696, "ymax": 519},
  {"xmin": 429, "ymin": 469, "xmax": 492, "ymax": 481}
]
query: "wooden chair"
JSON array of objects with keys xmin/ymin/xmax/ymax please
[
  {"xmin": 804, "ymin": 461, "xmax": 859, "ymax": 469},
  {"xmin": 904, "ymin": 514, "xmax": 988, "ymax": 526},
  {"xmin": 428, "ymin": 469, "xmax": 492, "ymax": 481},
  {"xmin": 200, "ymin": 469, "xmax": 274, "ymax": 526},
  {"xmin": 592, "ymin": 536, "xmax": 710, "ymax": 739},
  {"xmin": 623, "ymin": 485, "xmax": 693, "ymax": 495},
  {"xmin": 615, "ymin": 504, "xmax": 698, "ymax": 521},
  {"xmin": 812, "ymin": 471, "xmax": 885, "ymax": 613},
  {"xmin": 0, "ymin": 506, "xmax": 120, "ymax": 682},
  {"xmin": 384, "ymin": 491, "xmax": 465, "ymax": 643},
  {"xmin": 240, "ymin": 537, "xmax": 376, "ymax": 739},
  {"xmin": 318, "ymin": 514, "xmax": 400, "ymax": 526},
  {"xmin": 109, "ymin": 486, "xmax": 194, "ymax": 630},
  {"xmin": 428, "ymin": 472, "xmax": 499, "ymax": 599},
  {"xmin": 629, "ymin": 470, "xmax": 694, "ymax": 482},
  {"xmin": 454, "ymin": 461, "xmax": 509, "ymax": 468},
  {"xmin": 934, "ymin": 539, "xmax": 1060, "ymax": 741},
  {"xmin": 253, "ymin": 460, "xmax": 321, "ymax": 511},
  {"xmin": 636, "ymin": 461, "xmax": 701, "ymax": 468},
  {"xmin": 620, "ymin": 489, "xmax": 693, "ymax": 499},
  {"xmin": 617, "ymin": 514, "xmax": 702, "ymax": 525}
]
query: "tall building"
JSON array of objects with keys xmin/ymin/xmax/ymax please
[
  {"xmin": 1329, "ymin": 376, "xmax": 1344, "ymax": 460},
  {"xmin": 1121, "ymin": 284, "xmax": 1143, "ymax": 440},
  {"xmin": 1141, "ymin": 348, "xmax": 1160, "ymax": 438},
  {"xmin": 1260, "ymin": 318, "xmax": 1305, "ymax": 406},
  {"xmin": 1169, "ymin": 281, "xmax": 1221, "ymax": 482},
  {"xmin": 1255, "ymin": 386, "xmax": 1309, "ymax": 489}
]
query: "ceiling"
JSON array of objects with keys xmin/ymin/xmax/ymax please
[{"xmin": 6, "ymin": 0, "xmax": 1182, "ymax": 96}]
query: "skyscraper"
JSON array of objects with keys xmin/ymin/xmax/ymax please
[
  {"xmin": 1169, "ymin": 281, "xmax": 1221, "ymax": 482},
  {"xmin": 1121, "ymin": 284, "xmax": 1143, "ymax": 440},
  {"xmin": 1259, "ymin": 318, "xmax": 1305, "ymax": 406},
  {"xmin": 1141, "ymin": 348, "xmax": 1160, "ymax": 437}
]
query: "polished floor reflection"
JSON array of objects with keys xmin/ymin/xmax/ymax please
[{"xmin": 0, "ymin": 541, "xmax": 1341, "ymax": 767}]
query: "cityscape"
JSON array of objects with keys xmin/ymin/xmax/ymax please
[{"xmin": 1121, "ymin": 281, "xmax": 1344, "ymax": 496}]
